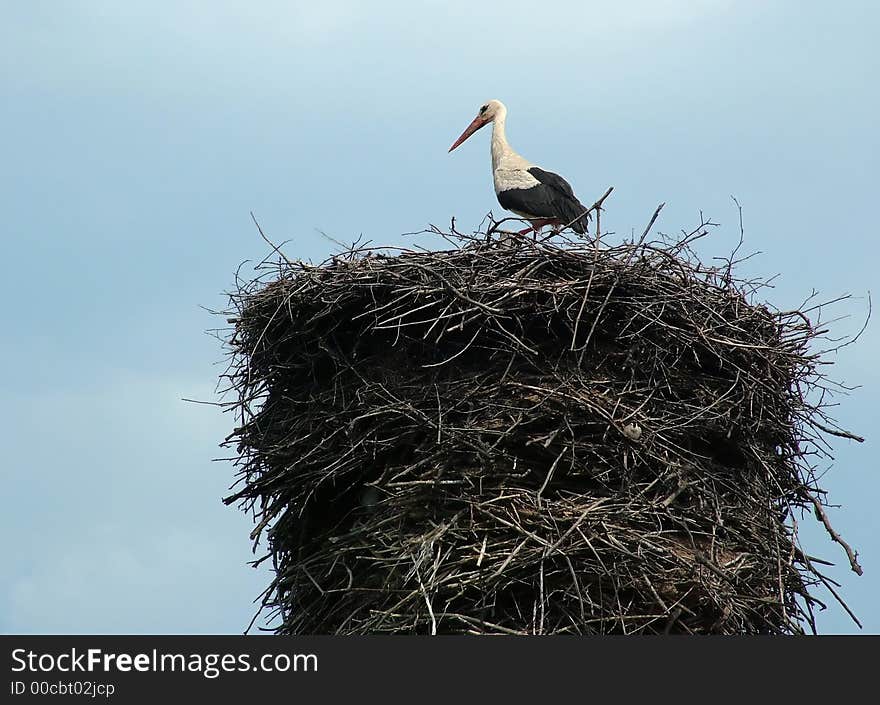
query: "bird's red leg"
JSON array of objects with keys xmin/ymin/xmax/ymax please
[{"xmin": 518, "ymin": 218, "xmax": 552, "ymax": 235}]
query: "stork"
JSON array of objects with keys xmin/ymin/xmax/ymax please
[{"xmin": 449, "ymin": 99, "xmax": 591, "ymax": 236}]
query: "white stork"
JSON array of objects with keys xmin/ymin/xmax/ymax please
[{"xmin": 449, "ymin": 99, "xmax": 591, "ymax": 235}]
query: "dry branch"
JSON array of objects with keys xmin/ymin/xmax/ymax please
[{"xmin": 219, "ymin": 215, "xmax": 864, "ymax": 635}]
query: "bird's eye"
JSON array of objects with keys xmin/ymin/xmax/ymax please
[{"xmin": 480, "ymin": 105, "xmax": 488, "ymax": 114}]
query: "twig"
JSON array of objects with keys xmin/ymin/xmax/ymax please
[
  {"xmin": 250, "ymin": 211, "xmax": 293, "ymax": 265},
  {"xmin": 804, "ymin": 491, "xmax": 863, "ymax": 575}
]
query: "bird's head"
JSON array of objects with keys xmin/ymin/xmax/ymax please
[{"xmin": 448, "ymin": 99, "xmax": 506, "ymax": 152}]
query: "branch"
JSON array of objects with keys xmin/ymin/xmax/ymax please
[
  {"xmin": 804, "ymin": 490, "xmax": 863, "ymax": 575},
  {"xmin": 250, "ymin": 211, "xmax": 293, "ymax": 266}
]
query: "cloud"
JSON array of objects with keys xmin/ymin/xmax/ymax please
[
  {"xmin": 0, "ymin": 371, "xmax": 270, "ymax": 634},
  {"xmin": 55, "ymin": 0, "xmax": 733, "ymax": 41},
  {"xmin": 5, "ymin": 522, "xmax": 270, "ymax": 634}
]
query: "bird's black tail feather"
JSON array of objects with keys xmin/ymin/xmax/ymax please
[{"xmin": 561, "ymin": 198, "xmax": 591, "ymax": 235}]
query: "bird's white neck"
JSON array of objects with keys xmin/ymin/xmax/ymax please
[
  {"xmin": 491, "ymin": 109, "xmax": 529, "ymax": 172},
  {"xmin": 490, "ymin": 112, "xmax": 510, "ymax": 172}
]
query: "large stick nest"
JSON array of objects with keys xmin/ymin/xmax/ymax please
[{"xmin": 220, "ymin": 217, "xmax": 863, "ymax": 635}]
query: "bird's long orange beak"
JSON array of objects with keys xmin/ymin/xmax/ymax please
[{"xmin": 448, "ymin": 115, "xmax": 489, "ymax": 152}]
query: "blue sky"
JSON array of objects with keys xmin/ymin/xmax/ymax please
[{"xmin": 1, "ymin": 1, "xmax": 876, "ymax": 634}]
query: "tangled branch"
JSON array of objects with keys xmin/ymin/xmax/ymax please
[{"xmin": 219, "ymin": 212, "xmax": 864, "ymax": 634}]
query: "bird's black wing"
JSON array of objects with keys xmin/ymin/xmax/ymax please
[
  {"xmin": 527, "ymin": 167, "xmax": 578, "ymax": 200},
  {"xmin": 497, "ymin": 185, "xmax": 558, "ymax": 220},
  {"xmin": 526, "ymin": 167, "xmax": 591, "ymax": 233}
]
